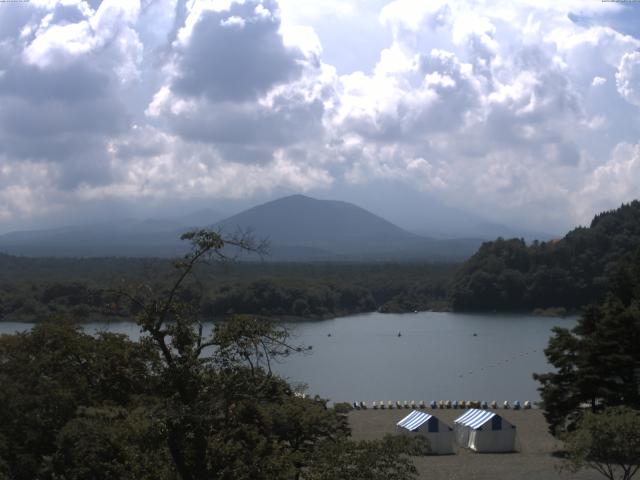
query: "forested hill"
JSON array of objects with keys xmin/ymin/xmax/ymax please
[{"xmin": 450, "ymin": 201, "xmax": 640, "ymax": 312}]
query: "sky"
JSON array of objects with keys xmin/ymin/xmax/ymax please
[{"xmin": 1, "ymin": 0, "xmax": 640, "ymax": 235}]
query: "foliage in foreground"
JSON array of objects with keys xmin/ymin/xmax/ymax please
[
  {"xmin": 561, "ymin": 407, "xmax": 640, "ymax": 480},
  {"xmin": 534, "ymin": 249, "xmax": 640, "ymax": 435},
  {"xmin": 307, "ymin": 434, "xmax": 428, "ymax": 480},
  {"xmin": 0, "ymin": 229, "xmax": 426, "ymax": 480}
]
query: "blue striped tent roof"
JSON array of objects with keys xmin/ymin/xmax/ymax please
[
  {"xmin": 397, "ymin": 410, "xmax": 433, "ymax": 431},
  {"xmin": 454, "ymin": 409, "xmax": 496, "ymax": 430}
]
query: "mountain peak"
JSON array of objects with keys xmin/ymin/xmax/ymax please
[{"xmin": 216, "ymin": 195, "xmax": 422, "ymax": 256}]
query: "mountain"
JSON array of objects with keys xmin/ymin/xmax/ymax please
[
  {"xmin": 450, "ymin": 200, "xmax": 640, "ymax": 312},
  {"xmin": 0, "ymin": 210, "xmax": 224, "ymax": 257},
  {"xmin": 325, "ymin": 180, "xmax": 556, "ymax": 241},
  {"xmin": 0, "ymin": 195, "xmax": 481, "ymax": 260},
  {"xmin": 214, "ymin": 194, "xmax": 480, "ymax": 260}
]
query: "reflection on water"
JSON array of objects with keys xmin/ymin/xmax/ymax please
[{"xmin": 0, "ymin": 311, "xmax": 575, "ymax": 403}]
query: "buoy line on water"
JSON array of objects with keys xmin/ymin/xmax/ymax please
[{"xmin": 456, "ymin": 348, "xmax": 540, "ymax": 379}]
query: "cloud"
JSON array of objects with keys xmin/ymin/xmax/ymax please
[
  {"xmin": 0, "ymin": 0, "xmax": 143, "ymax": 183},
  {"xmin": 78, "ymin": 125, "xmax": 334, "ymax": 202},
  {"xmin": 1, "ymin": 0, "xmax": 640, "ymax": 233},
  {"xmin": 170, "ymin": 0, "xmax": 305, "ymax": 102},
  {"xmin": 325, "ymin": 1, "xmax": 589, "ymax": 223},
  {"xmin": 576, "ymin": 142, "xmax": 640, "ymax": 222},
  {"xmin": 143, "ymin": 0, "xmax": 336, "ymax": 196},
  {"xmin": 616, "ymin": 51, "xmax": 640, "ymax": 106},
  {"xmin": 23, "ymin": 1, "xmax": 142, "ymax": 81}
]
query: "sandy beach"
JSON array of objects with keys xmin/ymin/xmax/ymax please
[{"xmin": 348, "ymin": 408, "xmax": 602, "ymax": 480}]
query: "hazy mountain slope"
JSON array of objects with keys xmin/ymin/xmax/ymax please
[
  {"xmin": 0, "ymin": 195, "xmax": 481, "ymax": 260},
  {"xmin": 216, "ymin": 194, "xmax": 424, "ymax": 252},
  {"xmin": 216, "ymin": 195, "xmax": 481, "ymax": 260},
  {"xmin": 0, "ymin": 211, "xmax": 224, "ymax": 257},
  {"xmin": 327, "ymin": 180, "xmax": 555, "ymax": 240}
]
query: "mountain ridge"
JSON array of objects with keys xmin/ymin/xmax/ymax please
[{"xmin": 0, "ymin": 194, "xmax": 482, "ymax": 260}]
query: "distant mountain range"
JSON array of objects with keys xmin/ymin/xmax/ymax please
[
  {"xmin": 0, "ymin": 195, "xmax": 518, "ymax": 261},
  {"xmin": 0, "ymin": 208, "xmax": 222, "ymax": 257},
  {"xmin": 326, "ymin": 181, "xmax": 554, "ymax": 241}
]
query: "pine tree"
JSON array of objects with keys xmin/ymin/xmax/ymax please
[{"xmin": 534, "ymin": 250, "xmax": 640, "ymax": 435}]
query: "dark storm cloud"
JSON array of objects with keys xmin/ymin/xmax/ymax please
[
  {"xmin": 0, "ymin": 60, "xmax": 111, "ymax": 104},
  {"xmin": 170, "ymin": 95, "xmax": 324, "ymax": 148},
  {"xmin": 172, "ymin": 0, "xmax": 304, "ymax": 102},
  {"xmin": 0, "ymin": 54, "xmax": 129, "ymax": 167},
  {"xmin": 0, "ymin": 1, "xmax": 134, "ymax": 189},
  {"xmin": 0, "ymin": 95, "xmax": 127, "ymax": 138}
]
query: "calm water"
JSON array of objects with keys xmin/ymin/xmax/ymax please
[{"xmin": 0, "ymin": 312, "xmax": 575, "ymax": 404}]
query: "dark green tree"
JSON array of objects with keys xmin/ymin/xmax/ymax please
[
  {"xmin": 51, "ymin": 406, "xmax": 173, "ymax": 480},
  {"xmin": 0, "ymin": 229, "xmax": 426, "ymax": 480},
  {"xmin": 534, "ymin": 251, "xmax": 640, "ymax": 435},
  {"xmin": 306, "ymin": 434, "xmax": 428, "ymax": 480},
  {"xmin": 451, "ymin": 201, "xmax": 640, "ymax": 312},
  {"xmin": 561, "ymin": 406, "xmax": 640, "ymax": 480},
  {"xmin": 116, "ymin": 229, "xmax": 425, "ymax": 480},
  {"xmin": 0, "ymin": 321, "xmax": 158, "ymax": 479}
]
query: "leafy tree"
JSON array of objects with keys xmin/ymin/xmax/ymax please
[
  {"xmin": 115, "ymin": 229, "xmax": 426, "ymax": 479},
  {"xmin": 50, "ymin": 406, "xmax": 173, "ymax": 480},
  {"xmin": 534, "ymin": 251, "xmax": 640, "ymax": 435},
  {"xmin": 0, "ymin": 320, "xmax": 157, "ymax": 480},
  {"xmin": 561, "ymin": 407, "xmax": 640, "ymax": 480},
  {"xmin": 451, "ymin": 201, "xmax": 640, "ymax": 312},
  {"xmin": 305, "ymin": 434, "xmax": 428, "ymax": 480}
]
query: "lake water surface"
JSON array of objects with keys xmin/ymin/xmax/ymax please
[{"xmin": 0, "ymin": 312, "xmax": 575, "ymax": 404}]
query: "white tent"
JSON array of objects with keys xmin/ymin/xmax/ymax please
[
  {"xmin": 396, "ymin": 410, "xmax": 454, "ymax": 454},
  {"xmin": 453, "ymin": 409, "xmax": 516, "ymax": 452}
]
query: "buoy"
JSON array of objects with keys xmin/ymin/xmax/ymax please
[{"xmin": 397, "ymin": 331, "xmax": 402, "ymax": 337}]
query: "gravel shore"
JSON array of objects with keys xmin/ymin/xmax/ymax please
[{"xmin": 348, "ymin": 408, "xmax": 601, "ymax": 480}]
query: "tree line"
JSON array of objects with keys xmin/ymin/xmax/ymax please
[
  {"xmin": 450, "ymin": 201, "xmax": 640, "ymax": 312},
  {"xmin": 0, "ymin": 260, "xmax": 454, "ymax": 322}
]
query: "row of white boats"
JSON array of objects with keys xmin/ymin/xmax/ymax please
[{"xmin": 352, "ymin": 399, "xmax": 532, "ymax": 410}]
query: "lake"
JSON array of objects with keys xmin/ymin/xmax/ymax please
[{"xmin": 0, "ymin": 311, "xmax": 575, "ymax": 404}]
